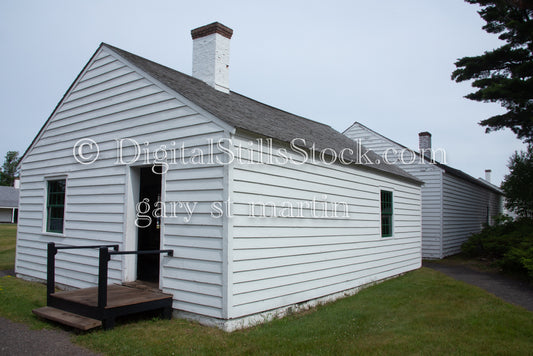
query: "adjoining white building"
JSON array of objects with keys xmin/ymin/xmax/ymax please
[
  {"xmin": 15, "ymin": 22, "xmax": 423, "ymax": 331},
  {"xmin": 480, "ymin": 170, "xmax": 518, "ymax": 220},
  {"xmin": 344, "ymin": 122, "xmax": 503, "ymax": 259},
  {"xmin": 0, "ymin": 186, "xmax": 19, "ymax": 223}
]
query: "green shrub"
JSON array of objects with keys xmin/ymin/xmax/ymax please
[
  {"xmin": 461, "ymin": 217, "xmax": 533, "ymax": 279},
  {"xmin": 521, "ymin": 253, "xmax": 533, "ymax": 279}
]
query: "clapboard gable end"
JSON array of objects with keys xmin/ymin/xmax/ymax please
[
  {"xmin": 19, "ymin": 45, "xmax": 234, "ymax": 167},
  {"xmin": 16, "ymin": 45, "xmax": 232, "ymax": 318}
]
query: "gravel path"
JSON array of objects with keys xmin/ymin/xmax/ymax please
[
  {"xmin": 0, "ymin": 317, "xmax": 100, "ymax": 356},
  {"xmin": 423, "ymin": 261, "xmax": 533, "ymax": 312}
]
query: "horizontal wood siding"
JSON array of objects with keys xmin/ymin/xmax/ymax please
[
  {"xmin": 441, "ymin": 173, "xmax": 502, "ymax": 257},
  {"xmin": 399, "ymin": 167, "xmax": 442, "ymax": 258},
  {"xmin": 15, "ymin": 47, "xmax": 226, "ymax": 318},
  {"xmin": 229, "ymin": 134, "xmax": 421, "ymax": 318},
  {"xmin": 344, "ymin": 123, "xmax": 443, "ymax": 258},
  {"xmin": 163, "ymin": 164, "xmax": 225, "ymax": 317},
  {"xmin": 343, "ymin": 124, "xmax": 392, "ymax": 158}
]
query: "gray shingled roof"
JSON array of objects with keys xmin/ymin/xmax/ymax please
[
  {"xmin": 104, "ymin": 44, "xmax": 421, "ymax": 185},
  {"xmin": 0, "ymin": 186, "xmax": 19, "ymax": 208},
  {"xmin": 433, "ymin": 162, "xmax": 503, "ymax": 195},
  {"xmin": 344, "ymin": 121, "xmax": 502, "ymax": 195}
]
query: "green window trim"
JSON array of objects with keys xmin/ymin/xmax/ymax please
[
  {"xmin": 46, "ymin": 179, "xmax": 66, "ymax": 233},
  {"xmin": 381, "ymin": 190, "xmax": 393, "ymax": 237}
]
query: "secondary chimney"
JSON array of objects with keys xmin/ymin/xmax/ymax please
[
  {"xmin": 485, "ymin": 169, "xmax": 492, "ymax": 183},
  {"xmin": 191, "ymin": 22, "xmax": 233, "ymax": 93},
  {"xmin": 418, "ymin": 131, "xmax": 432, "ymax": 157}
]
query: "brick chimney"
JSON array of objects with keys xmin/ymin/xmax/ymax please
[
  {"xmin": 418, "ymin": 131, "xmax": 432, "ymax": 157},
  {"xmin": 191, "ymin": 22, "xmax": 233, "ymax": 93},
  {"xmin": 485, "ymin": 169, "xmax": 492, "ymax": 183}
]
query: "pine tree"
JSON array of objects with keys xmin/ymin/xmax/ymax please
[
  {"xmin": 452, "ymin": 0, "xmax": 533, "ymax": 143},
  {"xmin": 0, "ymin": 151, "xmax": 20, "ymax": 186},
  {"xmin": 501, "ymin": 145, "xmax": 533, "ymax": 218}
]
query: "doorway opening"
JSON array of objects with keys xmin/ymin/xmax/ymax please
[{"xmin": 136, "ymin": 166, "xmax": 162, "ymax": 283}]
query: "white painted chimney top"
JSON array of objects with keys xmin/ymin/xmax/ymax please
[
  {"xmin": 191, "ymin": 22, "xmax": 233, "ymax": 93},
  {"xmin": 485, "ymin": 169, "xmax": 492, "ymax": 183}
]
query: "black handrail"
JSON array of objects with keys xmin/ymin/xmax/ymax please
[
  {"xmin": 55, "ymin": 244, "xmax": 120, "ymax": 251},
  {"xmin": 46, "ymin": 243, "xmax": 174, "ymax": 309},
  {"xmin": 46, "ymin": 242, "xmax": 119, "ymax": 305},
  {"xmin": 110, "ymin": 249, "xmax": 173, "ymax": 256},
  {"xmin": 97, "ymin": 248, "xmax": 173, "ymax": 308}
]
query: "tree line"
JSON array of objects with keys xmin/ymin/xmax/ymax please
[
  {"xmin": 453, "ymin": 0, "xmax": 533, "ymax": 218},
  {"xmin": 0, "ymin": 151, "xmax": 19, "ymax": 187}
]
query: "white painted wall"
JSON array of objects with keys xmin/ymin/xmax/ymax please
[
  {"xmin": 344, "ymin": 123, "xmax": 443, "ymax": 258},
  {"xmin": 344, "ymin": 122, "xmax": 503, "ymax": 259},
  {"xmin": 227, "ymin": 133, "xmax": 422, "ymax": 318},
  {"xmin": 441, "ymin": 172, "xmax": 503, "ymax": 256},
  {"xmin": 15, "ymin": 47, "xmax": 228, "ymax": 318}
]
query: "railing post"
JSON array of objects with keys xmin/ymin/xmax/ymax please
[
  {"xmin": 98, "ymin": 247, "xmax": 110, "ymax": 308},
  {"xmin": 46, "ymin": 242, "xmax": 57, "ymax": 305}
]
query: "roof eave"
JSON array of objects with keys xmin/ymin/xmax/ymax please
[
  {"xmin": 234, "ymin": 128, "xmax": 424, "ymax": 186},
  {"xmin": 345, "ymin": 121, "xmax": 501, "ymax": 194}
]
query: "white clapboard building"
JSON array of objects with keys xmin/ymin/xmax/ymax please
[
  {"xmin": 0, "ymin": 186, "xmax": 19, "ymax": 223},
  {"xmin": 16, "ymin": 23, "xmax": 423, "ymax": 330},
  {"xmin": 344, "ymin": 122, "xmax": 503, "ymax": 259}
]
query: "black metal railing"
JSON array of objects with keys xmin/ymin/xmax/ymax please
[
  {"xmin": 46, "ymin": 242, "xmax": 173, "ymax": 308},
  {"xmin": 97, "ymin": 248, "xmax": 173, "ymax": 308}
]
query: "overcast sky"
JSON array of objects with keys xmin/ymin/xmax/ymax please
[{"xmin": 0, "ymin": 0, "xmax": 527, "ymax": 185}]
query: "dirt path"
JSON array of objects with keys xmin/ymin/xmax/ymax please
[
  {"xmin": 423, "ymin": 261, "xmax": 533, "ymax": 312},
  {"xmin": 0, "ymin": 317, "xmax": 100, "ymax": 356},
  {"xmin": 0, "ymin": 269, "xmax": 14, "ymax": 277},
  {"xmin": 1, "ymin": 270, "xmax": 99, "ymax": 355}
]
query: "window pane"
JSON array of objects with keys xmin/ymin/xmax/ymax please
[
  {"xmin": 382, "ymin": 215, "xmax": 392, "ymax": 236},
  {"xmin": 380, "ymin": 190, "xmax": 393, "ymax": 237},
  {"xmin": 48, "ymin": 217, "xmax": 64, "ymax": 233},
  {"xmin": 47, "ymin": 179, "xmax": 66, "ymax": 233}
]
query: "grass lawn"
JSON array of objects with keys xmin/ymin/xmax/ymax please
[
  {"xmin": 1, "ymin": 268, "xmax": 532, "ymax": 355},
  {"xmin": 1, "ymin": 225, "xmax": 532, "ymax": 355},
  {"xmin": 0, "ymin": 223, "xmax": 17, "ymax": 270}
]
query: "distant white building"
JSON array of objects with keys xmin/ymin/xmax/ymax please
[
  {"xmin": 15, "ymin": 23, "xmax": 423, "ymax": 330},
  {"xmin": 0, "ymin": 186, "xmax": 19, "ymax": 223},
  {"xmin": 344, "ymin": 122, "xmax": 503, "ymax": 259}
]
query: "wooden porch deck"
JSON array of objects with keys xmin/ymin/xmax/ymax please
[
  {"xmin": 34, "ymin": 284, "xmax": 173, "ymax": 330},
  {"xmin": 33, "ymin": 243, "xmax": 175, "ymax": 331},
  {"xmin": 51, "ymin": 284, "xmax": 171, "ymax": 309}
]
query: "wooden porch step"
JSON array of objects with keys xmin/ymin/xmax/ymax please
[{"xmin": 32, "ymin": 306, "xmax": 102, "ymax": 331}]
